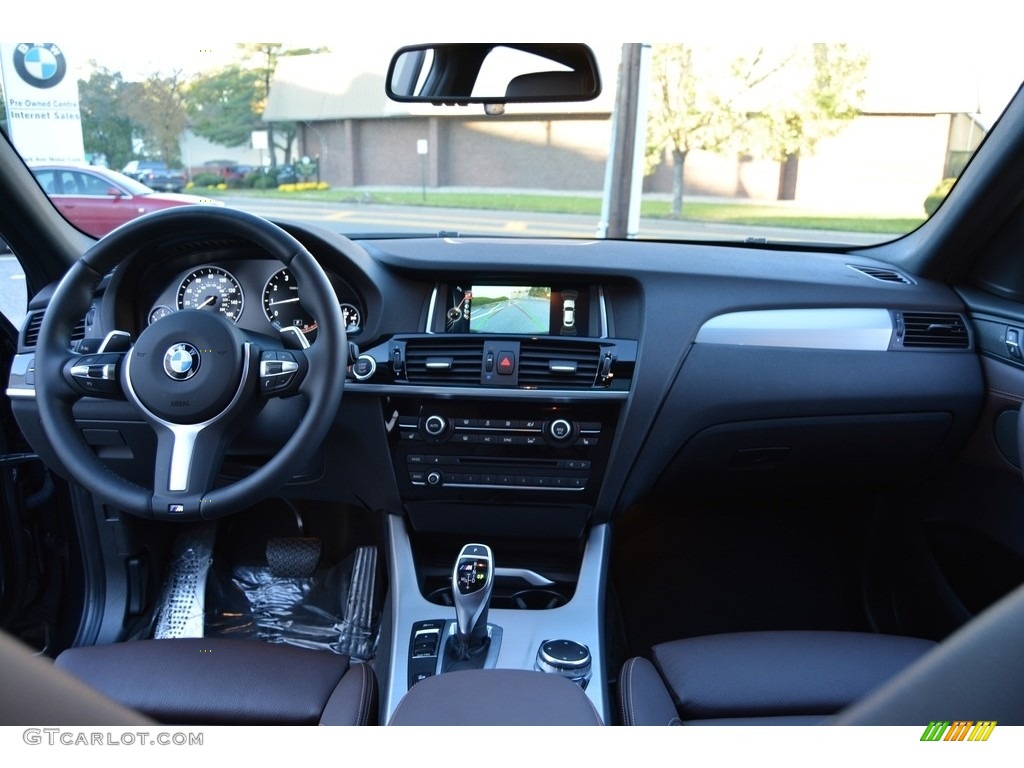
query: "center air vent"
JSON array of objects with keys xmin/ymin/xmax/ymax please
[
  {"xmin": 405, "ymin": 339, "xmax": 484, "ymax": 385},
  {"xmin": 896, "ymin": 311, "xmax": 970, "ymax": 349},
  {"xmin": 519, "ymin": 341, "xmax": 601, "ymax": 389}
]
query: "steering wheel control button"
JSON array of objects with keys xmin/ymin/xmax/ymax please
[
  {"xmin": 259, "ymin": 350, "xmax": 303, "ymax": 394},
  {"xmin": 163, "ymin": 343, "xmax": 201, "ymax": 381},
  {"xmin": 67, "ymin": 352, "xmax": 126, "ymax": 396}
]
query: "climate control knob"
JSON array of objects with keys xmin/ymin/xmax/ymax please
[
  {"xmin": 423, "ymin": 415, "xmax": 448, "ymax": 437},
  {"xmin": 547, "ymin": 418, "xmax": 575, "ymax": 443}
]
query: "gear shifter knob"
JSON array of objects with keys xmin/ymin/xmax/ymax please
[{"xmin": 453, "ymin": 543, "xmax": 494, "ymax": 643}]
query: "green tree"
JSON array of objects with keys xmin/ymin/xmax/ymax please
[
  {"xmin": 122, "ymin": 72, "xmax": 188, "ymax": 166},
  {"xmin": 188, "ymin": 44, "xmax": 327, "ymax": 167},
  {"xmin": 78, "ymin": 65, "xmax": 134, "ymax": 170},
  {"xmin": 187, "ymin": 65, "xmax": 264, "ymax": 148},
  {"xmin": 745, "ymin": 44, "xmax": 868, "ymax": 199},
  {"xmin": 645, "ymin": 45, "xmax": 793, "ymax": 217},
  {"xmin": 645, "ymin": 44, "xmax": 867, "ymax": 213}
]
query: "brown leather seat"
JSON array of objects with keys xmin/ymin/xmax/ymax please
[{"xmin": 55, "ymin": 637, "xmax": 377, "ymax": 725}]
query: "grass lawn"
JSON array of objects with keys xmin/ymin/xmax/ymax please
[{"xmin": 200, "ymin": 186, "xmax": 926, "ymax": 235}]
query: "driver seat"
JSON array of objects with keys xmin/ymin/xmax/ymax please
[{"xmin": 54, "ymin": 637, "xmax": 378, "ymax": 725}]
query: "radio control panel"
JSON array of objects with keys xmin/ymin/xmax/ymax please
[{"xmin": 386, "ymin": 400, "xmax": 615, "ymax": 503}]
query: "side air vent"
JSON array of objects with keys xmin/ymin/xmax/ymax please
[
  {"xmin": 405, "ymin": 339, "xmax": 484, "ymax": 385},
  {"xmin": 896, "ymin": 311, "xmax": 970, "ymax": 349},
  {"xmin": 21, "ymin": 311, "xmax": 86, "ymax": 349},
  {"xmin": 519, "ymin": 341, "xmax": 601, "ymax": 389},
  {"xmin": 849, "ymin": 265, "xmax": 914, "ymax": 285}
]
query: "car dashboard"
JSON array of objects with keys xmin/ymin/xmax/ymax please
[{"xmin": 5, "ymin": 218, "xmax": 990, "ymax": 721}]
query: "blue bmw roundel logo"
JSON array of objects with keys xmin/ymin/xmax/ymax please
[
  {"xmin": 12, "ymin": 43, "xmax": 67, "ymax": 89},
  {"xmin": 163, "ymin": 343, "xmax": 201, "ymax": 381}
]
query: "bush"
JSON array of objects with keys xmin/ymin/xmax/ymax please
[
  {"xmin": 251, "ymin": 173, "xmax": 277, "ymax": 190},
  {"xmin": 924, "ymin": 177, "xmax": 957, "ymax": 216},
  {"xmin": 191, "ymin": 172, "xmax": 223, "ymax": 188}
]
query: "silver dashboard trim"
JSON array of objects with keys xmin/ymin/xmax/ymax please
[
  {"xmin": 695, "ymin": 308, "xmax": 894, "ymax": 351},
  {"xmin": 598, "ymin": 285, "xmax": 608, "ymax": 338},
  {"xmin": 425, "ymin": 284, "xmax": 439, "ymax": 334}
]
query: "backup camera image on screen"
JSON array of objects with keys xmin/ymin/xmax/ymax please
[{"xmin": 466, "ymin": 285, "xmax": 551, "ymax": 334}]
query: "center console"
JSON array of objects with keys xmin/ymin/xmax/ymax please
[
  {"xmin": 383, "ymin": 517, "xmax": 611, "ymax": 723},
  {"xmin": 356, "ymin": 281, "xmax": 632, "ymax": 723}
]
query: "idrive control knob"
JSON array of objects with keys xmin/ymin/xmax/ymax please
[{"xmin": 536, "ymin": 639, "xmax": 592, "ymax": 689}]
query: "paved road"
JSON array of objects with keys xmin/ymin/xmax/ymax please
[
  {"xmin": 470, "ymin": 297, "xmax": 549, "ymax": 334},
  {"xmin": 217, "ymin": 196, "xmax": 888, "ymax": 246}
]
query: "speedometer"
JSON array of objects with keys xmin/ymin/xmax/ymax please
[{"xmin": 177, "ymin": 266, "xmax": 244, "ymax": 322}]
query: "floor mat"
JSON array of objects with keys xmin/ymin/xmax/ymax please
[{"xmin": 204, "ymin": 544, "xmax": 380, "ymax": 661}]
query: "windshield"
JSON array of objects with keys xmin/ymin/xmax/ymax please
[{"xmin": 0, "ymin": 39, "xmax": 1020, "ymax": 248}]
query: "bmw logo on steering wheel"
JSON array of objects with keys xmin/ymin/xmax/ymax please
[{"xmin": 163, "ymin": 343, "xmax": 201, "ymax": 381}]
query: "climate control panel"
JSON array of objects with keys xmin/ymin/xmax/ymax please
[{"xmin": 386, "ymin": 400, "xmax": 615, "ymax": 503}]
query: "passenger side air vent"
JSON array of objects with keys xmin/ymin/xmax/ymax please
[
  {"xmin": 21, "ymin": 310, "xmax": 86, "ymax": 349},
  {"xmin": 848, "ymin": 265, "xmax": 914, "ymax": 284},
  {"xmin": 405, "ymin": 339, "xmax": 484, "ymax": 385},
  {"xmin": 519, "ymin": 341, "xmax": 601, "ymax": 389},
  {"xmin": 896, "ymin": 311, "xmax": 970, "ymax": 349}
]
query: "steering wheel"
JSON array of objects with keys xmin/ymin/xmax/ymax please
[{"xmin": 33, "ymin": 206, "xmax": 347, "ymax": 520}]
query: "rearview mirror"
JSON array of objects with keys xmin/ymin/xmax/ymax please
[{"xmin": 386, "ymin": 43, "xmax": 601, "ymax": 107}]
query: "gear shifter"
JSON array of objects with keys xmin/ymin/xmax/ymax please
[{"xmin": 447, "ymin": 543, "xmax": 494, "ymax": 665}]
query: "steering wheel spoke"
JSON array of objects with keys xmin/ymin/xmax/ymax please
[{"xmin": 150, "ymin": 421, "xmax": 229, "ymax": 518}]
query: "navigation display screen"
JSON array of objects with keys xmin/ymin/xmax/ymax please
[
  {"xmin": 444, "ymin": 284, "xmax": 587, "ymax": 336},
  {"xmin": 455, "ymin": 286, "xmax": 551, "ymax": 334}
]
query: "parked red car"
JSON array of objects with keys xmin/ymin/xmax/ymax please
[{"xmin": 29, "ymin": 164, "xmax": 222, "ymax": 238}]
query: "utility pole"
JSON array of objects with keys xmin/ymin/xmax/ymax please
[{"xmin": 599, "ymin": 43, "xmax": 648, "ymax": 239}]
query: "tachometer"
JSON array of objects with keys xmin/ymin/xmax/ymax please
[
  {"xmin": 263, "ymin": 268, "xmax": 318, "ymax": 340},
  {"xmin": 177, "ymin": 266, "xmax": 244, "ymax": 322}
]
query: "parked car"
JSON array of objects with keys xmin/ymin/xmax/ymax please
[
  {"xmin": 120, "ymin": 160, "xmax": 188, "ymax": 192},
  {"xmin": 0, "ymin": 34, "xmax": 1022, "ymax": 746},
  {"xmin": 29, "ymin": 164, "xmax": 223, "ymax": 238}
]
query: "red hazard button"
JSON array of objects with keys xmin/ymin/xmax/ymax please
[{"xmin": 497, "ymin": 351, "xmax": 515, "ymax": 375}]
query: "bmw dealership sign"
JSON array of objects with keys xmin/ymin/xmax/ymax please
[{"xmin": 0, "ymin": 43, "xmax": 85, "ymax": 163}]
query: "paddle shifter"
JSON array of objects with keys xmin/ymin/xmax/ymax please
[{"xmin": 448, "ymin": 543, "xmax": 494, "ymax": 664}]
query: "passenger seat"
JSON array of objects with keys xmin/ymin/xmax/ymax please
[{"xmin": 618, "ymin": 630, "xmax": 936, "ymax": 725}]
